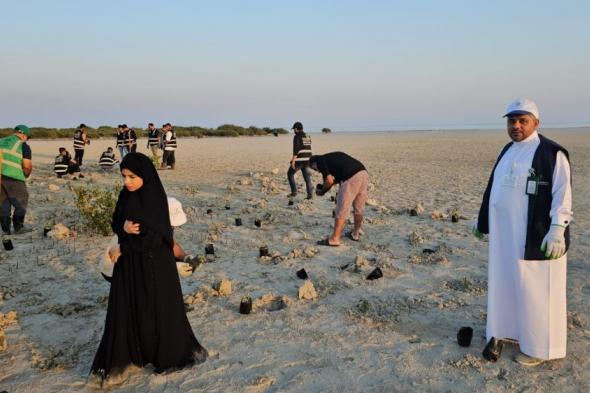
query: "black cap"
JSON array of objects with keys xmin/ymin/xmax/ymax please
[
  {"xmin": 78, "ymin": 123, "xmax": 87, "ymax": 129},
  {"xmin": 292, "ymin": 122, "xmax": 303, "ymax": 131}
]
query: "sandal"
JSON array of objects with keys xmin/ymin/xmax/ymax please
[
  {"xmin": 346, "ymin": 231, "xmax": 360, "ymax": 242},
  {"xmin": 317, "ymin": 238, "xmax": 340, "ymax": 247}
]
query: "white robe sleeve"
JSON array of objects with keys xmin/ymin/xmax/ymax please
[
  {"xmin": 100, "ymin": 235, "xmax": 119, "ymax": 278},
  {"xmin": 550, "ymin": 151, "xmax": 573, "ymax": 227}
]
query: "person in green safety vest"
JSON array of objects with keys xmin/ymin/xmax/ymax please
[{"xmin": 0, "ymin": 125, "xmax": 33, "ymax": 234}]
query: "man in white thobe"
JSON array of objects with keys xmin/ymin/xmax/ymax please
[{"xmin": 474, "ymin": 98, "xmax": 572, "ymax": 366}]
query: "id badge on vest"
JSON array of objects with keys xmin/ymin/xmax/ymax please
[{"xmin": 526, "ymin": 168, "xmax": 539, "ymax": 196}]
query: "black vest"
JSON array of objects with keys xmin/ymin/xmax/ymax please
[
  {"xmin": 164, "ymin": 131, "xmax": 177, "ymax": 149},
  {"xmin": 477, "ymin": 134, "xmax": 571, "ymax": 260},
  {"xmin": 73, "ymin": 130, "xmax": 86, "ymax": 150},
  {"xmin": 116, "ymin": 131, "xmax": 128, "ymax": 147},
  {"xmin": 99, "ymin": 152, "xmax": 117, "ymax": 168},
  {"xmin": 128, "ymin": 129, "xmax": 137, "ymax": 146},
  {"xmin": 54, "ymin": 155, "xmax": 69, "ymax": 174},
  {"xmin": 294, "ymin": 133, "xmax": 312, "ymax": 162},
  {"xmin": 148, "ymin": 129, "xmax": 160, "ymax": 146}
]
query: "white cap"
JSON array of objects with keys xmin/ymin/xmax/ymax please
[
  {"xmin": 503, "ymin": 98, "xmax": 539, "ymax": 119},
  {"xmin": 168, "ymin": 197, "xmax": 187, "ymax": 227}
]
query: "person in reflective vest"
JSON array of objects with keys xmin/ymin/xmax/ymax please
[
  {"xmin": 99, "ymin": 147, "xmax": 119, "ymax": 171},
  {"xmin": 73, "ymin": 123, "xmax": 90, "ymax": 166},
  {"xmin": 161, "ymin": 123, "xmax": 177, "ymax": 170},
  {"xmin": 0, "ymin": 125, "xmax": 33, "ymax": 234},
  {"xmin": 146, "ymin": 123, "xmax": 161, "ymax": 165},
  {"xmin": 116, "ymin": 125, "xmax": 129, "ymax": 159},
  {"xmin": 123, "ymin": 124, "xmax": 137, "ymax": 153},
  {"xmin": 54, "ymin": 147, "xmax": 82, "ymax": 179},
  {"xmin": 287, "ymin": 121, "xmax": 313, "ymax": 199}
]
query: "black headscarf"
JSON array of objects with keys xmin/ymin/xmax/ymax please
[{"xmin": 113, "ymin": 152, "xmax": 172, "ymax": 247}]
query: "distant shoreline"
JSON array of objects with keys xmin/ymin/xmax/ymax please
[{"xmin": 23, "ymin": 126, "xmax": 589, "ymax": 142}]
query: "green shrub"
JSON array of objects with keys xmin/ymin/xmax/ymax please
[
  {"xmin": 73, "ymin": 185, "xmax": 121, "ymax": 235},
  {"xmin": 322, "ymin": 128, "xmax": 332, "ymax": 133}
]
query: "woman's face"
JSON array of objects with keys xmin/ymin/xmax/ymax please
[{"xmin": 121, "ymin": 168, "xmax": 144, "ymax": 192}]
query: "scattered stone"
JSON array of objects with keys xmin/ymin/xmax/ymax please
[
  {"xmin": 430, "ymin": 210, "xmax": 448, "ymax": 220},
  {"xmin": 199, "ymin": 285, "xmax": 219, "ymax": 298},
  {"xmin": 408, "ymin": 335, "xmax": 421, "ymax": 344},
  {"xmin": 253, "ymin": 294, "xmax": 290, "ymax": 312},
  {"xmin": 298, "ymin": 280, "xmax": 318, "ymax": 300},
  {"xmin": 0, "ymin": 330, "xmax": 6, "ymax": 351},
  {"xmin": 184, "ymin": 291, "xmax": 207, "ymax": 305},
  {"xmin": 288, "ymin": 246, "xmax": 316, "ymax": 259},
  {"xmin": 48, "ymin": 184, "xmax": 60, "ymax": 191},
  {"xmin": 341, "ymin": 255, "xmax": 371, "ymax": 273},
  {"xmin": 410, "ymin": 202, "xmax": 425, "ymax": 216},
  {"xmin": 568, "ymin": 311, "xmax": 588, "ymax": 330},
  {"xmin": 49, "ymin": 223, "xmax": 74, "ymax": 240},
  {"xmin": 183, "ymin": 295, "xmax": 195, "ymax": 305},
  {"xmin": 354, "ymin": 255, "xmax": 369, "ymax": 268},
  {"xmin": 408, "ymin": 230, "xmax": 424, "ymax": 246},
  {"xmin": 249, "ymin": 376, "xmax": 275, "ymax": 388},
  {"xmin": 303, "ymin": 246, "xmax": 317, "ymax": 258},
  {"xmin": 238, "ymin": 177, "xmax": 251, "ymax": 186},
  {"xmin": 288, "ymin": 248, "xmax": 303, "ymax": 258},
  {"xmin": 0, "ymin": 311, "xmax": 18, "ymax": 329},
  {"xmin": 259, "ymin": 255, "xmax": 273, "ymax": 264},
  {"xmin": 213, "ymin": 279, "xmax": 232, "ymax": 297},
  {"xmin": 365, "ymin": 198, "xmax": 379, "ymax": 207},
  {"xmin": 270, "ymin": 168, "xmax": 280, "ymax": 175},
  {"xmin": 270, "ymin": 251, "xmax": 284, "ymax": 262}
]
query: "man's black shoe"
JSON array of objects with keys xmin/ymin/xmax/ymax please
[{"xmin": 482, "ymin": 337, "xmax": 504, "ymax": 362}]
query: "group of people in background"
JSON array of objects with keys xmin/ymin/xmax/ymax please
[
  {"xmin": 116, "ymin": 122, "xmax": 176, "ymax": 169},
  {"xmin": 51, "ymin": 122, "xmax": 178, "ymax": 179}
]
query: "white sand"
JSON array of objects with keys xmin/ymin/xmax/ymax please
[{"xmin": 1, "ymin": 130, "xmax": 589, "ymax": 392}]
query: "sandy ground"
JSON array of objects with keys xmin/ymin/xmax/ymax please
[{"xmin": 0, "ymin": 130, "xmax": 589, "ymax": 392}]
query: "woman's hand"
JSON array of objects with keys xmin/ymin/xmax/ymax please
[{"xmin": 124, "ymin": 220, "xmax": 141, "ymax": 235}]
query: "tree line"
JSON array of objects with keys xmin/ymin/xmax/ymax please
[{"xmin": 0, "ymin": 124, "xmax": 289, "ymax": 139}]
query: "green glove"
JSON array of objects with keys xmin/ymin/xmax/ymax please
[
  {"xmin": 472, "ymin": 223, "xmax": 484, "ymax": 240},
  {"xmin": 540, "ymin": 224, "xmax": 566, "ymax": 259}
]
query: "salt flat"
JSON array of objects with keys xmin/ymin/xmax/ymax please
[{"xmin": 1, "ymin": 129, "xmax": 588, "ymax": 392}]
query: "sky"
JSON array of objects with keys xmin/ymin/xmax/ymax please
[{"xmin": 1, "ymin": 0, "xmax": 589, "ymax": 131}]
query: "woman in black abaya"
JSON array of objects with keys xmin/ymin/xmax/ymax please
[{"xmin": 90, "ymin": 152, "xmax": 207, "ymax": 381}]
